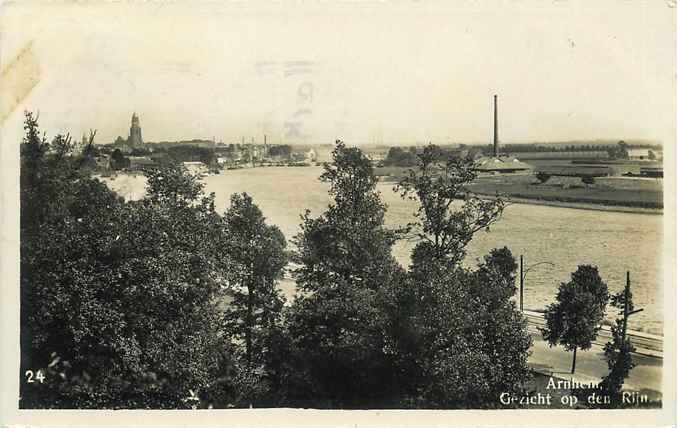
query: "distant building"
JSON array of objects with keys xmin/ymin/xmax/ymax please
[
  {"xmin": 95, "ymin": 154, "xmax": 111, "ymax": 170},
  {"xmin": 128, "ymin": 156, "xmax": 155, "ymax": 171},
  {"xmin": 366, "ymin": 151, "xmax": 388, "ymax": 165},
  {"xmin": 474, "ymin": 156, "xmax": 533, "ymax": 173},
  {"xmin": 128, "ymin": 113, "xmax": 144, "ymax": 147},
  {"xmin": 110, "ymin": 113, "xmax": 145, "ymax": 153},
  {"xmin": 627, "ymin": 148, "xmax": 656, "ymax": 161},
  {"xmin": 183, "ymin": 161, "xmax": 208, "ymax": 174},
  {"xmin": 305, "ymin": 148, "xmax": 317, "ymax": 163},
  {"xmin": 515, "ymin": 151, "xmax": 609, "ymax": 160}
]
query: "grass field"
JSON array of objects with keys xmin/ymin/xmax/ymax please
[
  {"xmin": 373, "ymin": 165, "xmax": 663, "ymax": 210},
  {"xmin": 466, "ymin": 175, "xmax": 662, "ymax": 209}
]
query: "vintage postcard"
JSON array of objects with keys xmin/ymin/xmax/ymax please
[{"xmin": 1, "ymin": 0, "xmax": 675, "ymax": 427}]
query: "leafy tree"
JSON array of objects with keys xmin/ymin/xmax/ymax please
[
  {"xmin": 397, "ymin": 144, "xmax": 504, "ymax": 265},
  {"xmin": 404, "ymin": 239, "xmax": 531, "ymax": 407},
  {"xmin": 392, "ymin": 145, "xmax": 531, "ymax": 408},
  {"xmin": 536, "ymin": 171, "xmax": 551, "ymax": 184},
  {"xmin": 268, "ymin": 144, "xmax": 292, "ymax": 158},
  {"xmin": 599, "ymin": 282, "xmax": 637, "ymax": 401},
  {"xmin": 607, "ymin": 141, "xmax": 629, "ymax": 160},
  {"xmin": 110, "ymin": 148, "xmax": 130, "ymax": 170},
  {"xmin": 383, "ymin": 146, "xmax": 418, "ymax": 167},
  {"xmin": 581, "ymin": 176, "xmax": 595, "ymax": 185},
  {"xmin": 221, "ymin": 193, "xmax": 287, "ymax": 406},
  {"xmin": 467, "ymin": 249, "xmax": 532, "ymax": 396},
  {"xmin": 164, "ymin": 145, "xmax": 216, "ymax": 166},
  {"xmin": 284, "ymin": 140, "xmax": 402, "ymax": 408},
  {"xmin": 130, "ymin": 147, "xmax": 151, "ymax": 156},
  {"xmin": 541, "ymin": 265, "xmax": 610, "ymax": 374},
  {"xmin": 402, "ymin": 253, "xmax": 532, "ymax": 408},
  {"xmin": 617, "ymin": 141, "xmax": 629, "ymax": 158},
  {"xmin": 145, "ymin": 163, "xmax": 203, "ymax": 206},
  {"xmin": 20, "ymin": 114, "xmax": 235, "ymax": 408},
  {"xmin": 293, "ymin": 140, "xmax": 400, "ymax": 290}
]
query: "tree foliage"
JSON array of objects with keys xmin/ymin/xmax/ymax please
[
  {"xmin": 110, "ymin": 148, "xmax": 130, "ymax": 170},
  {"xmin": 599, "ymin": 285, "xmax": 636, "ymax": 400},
  {"xmin": 394, "ymin": 248, "xmax": 531, "ymax": 408},
  {"xmin": 164, "ymin": 145, "xmax": 216, "ymax": 166},
  {"xmin": 268, "ymin": 145, "xmax": 293, "ymax": 158},
  {"xmin": 221, "ymin": 193, "xmax": 288, "ymax": 406},
  {"xmin": 21, "ymin": 113, "xmax": 234, "ymax": 408},
  {"xmin": 397, "ymin": 144, "xmax": 505, "ymax": 265},
  {"xmin": 389, "ymin": 145, "xmax": 531, "ymax": 407},
  {"xmin": 541, "ymin": 265, "xmax": 610, "ymax": 373},
  {"xmin": 293, "ymin": 140, "xmax": 400, "ymax": 291},
  {"xmin": 21, "ymin": 119, "xmax": 537, "ymax": 409},
  {"xmin": 607, "ymin": 141, "xmax": 629, "ymax": 160},
  {"xmin": 283, "ymin": 141, "xmax": 402, "ymax": 407},
  {"xmin": 382, "ymin": 146, "xmax": 418, "ymax": 167},
  {"xmin": 536, "ymin": 171, "xmax": 551, "ymax": 184}
]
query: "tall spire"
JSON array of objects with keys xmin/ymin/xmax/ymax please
[
  {"xmin": 493, "ymin": 94, "xmax": 499, "ymax": 157},
  {"xmin": 128, "ymin": 112, "xmax": 143, "ymax": 146}
]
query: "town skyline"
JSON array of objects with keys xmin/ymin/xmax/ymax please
[{"xmin": 101, "ymin": 111, "xmax": 663, "ymax": 148}]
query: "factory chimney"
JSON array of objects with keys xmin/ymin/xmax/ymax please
[{"xmin": 493, "ymin": 94, "xmax": 499, "ymax": 157}]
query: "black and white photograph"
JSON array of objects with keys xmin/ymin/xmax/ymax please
[{"xmin": 1, "ymin": 1, "xmax": 675, "ymax": 426}]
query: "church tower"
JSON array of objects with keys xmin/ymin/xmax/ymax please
[{"xmin": 128, "ymin": 112, "xmax": 144, "ymax": 147}]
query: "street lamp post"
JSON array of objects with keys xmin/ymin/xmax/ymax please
[{"xmin": 519, "ymin": 255, "xmax": 555, "ymax": 312}]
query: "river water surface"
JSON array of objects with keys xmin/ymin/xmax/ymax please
[{"xmin": 200, "ymin": 166, "xmax": 663, "ymax": 335}]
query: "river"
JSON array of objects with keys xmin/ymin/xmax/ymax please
[
  {"xmin": 202, "ymin": 166, "xmax": 663, "ymax": 335},
  {"xmin": 104, "ymin": 166, "xmax": 664, "ymax": 335}
]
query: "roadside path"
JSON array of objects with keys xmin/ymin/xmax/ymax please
[{"xmin": 525, "ymin": 310, "xmax": 662, "ymax": 396}]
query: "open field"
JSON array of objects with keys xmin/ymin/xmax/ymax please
[
  {"xmin": 374, "ymin": 164, "xmax": 663, "ymax": 210},
  {"xmin": 374, "ymin": 165, "xmax": 413, "ymax": 180},
  {"xmin": 467, "ymin": 174, "xmax": 662, "ymax": 210},
  {"xmin": 529, "ymin": 159, "xmax": 662, "ymax": 176}
]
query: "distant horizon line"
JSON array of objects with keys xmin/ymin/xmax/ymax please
[{"xmin": 98, "ymin": 138, "xmax": 662, "ymax": 147}]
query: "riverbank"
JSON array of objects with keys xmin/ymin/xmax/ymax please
[
  {"xmin": 376, "ymin": 168, "xmax": 663, "ymax": 214},
  {"xmin": 98, "ymin": 167, "xmax": 663, "ymax": 334},
  {"xmin": 474, "ymin": 194, "xmax": 663, "ymax": 215}
]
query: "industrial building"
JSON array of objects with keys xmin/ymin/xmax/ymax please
[{"xmin": 473, "ymin": 95, "xmax": 533, "ymax": 174}]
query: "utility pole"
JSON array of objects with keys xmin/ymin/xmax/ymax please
[
  {"xmin": 622, "ymin": 271, "xmax": 629, "ymax": 346},
  {"xmin": 519, "ymin": 255, "xmax": 554, "ymax": 313},
  {"xmin": 263, "ymin": 134, "xmax": 268, "ymax": 164},
  {"xmin": 520, "ymin": 255, "xmax": 524, "ymax": 312},
  {"xmin": 621, "ymin": 271, "xmax": 644, "ymax": 347}
]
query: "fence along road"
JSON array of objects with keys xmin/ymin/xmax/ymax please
[{"xmin": 523, "ymin": 309, "xmax": 663, "ymax": 358}]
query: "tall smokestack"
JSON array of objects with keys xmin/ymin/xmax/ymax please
[{"xmin": 493, "ymin": 94, "xmax": 499, "ymax": 157}]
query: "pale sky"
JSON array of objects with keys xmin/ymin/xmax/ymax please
[{"xmin": 1, "ymin": 0, "xmax": 676, "ymax": 146}]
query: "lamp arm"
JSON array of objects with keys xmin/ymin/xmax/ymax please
[{"xmin": 522, "ymin": 261, "xmax": 555, "ymax": 280}]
